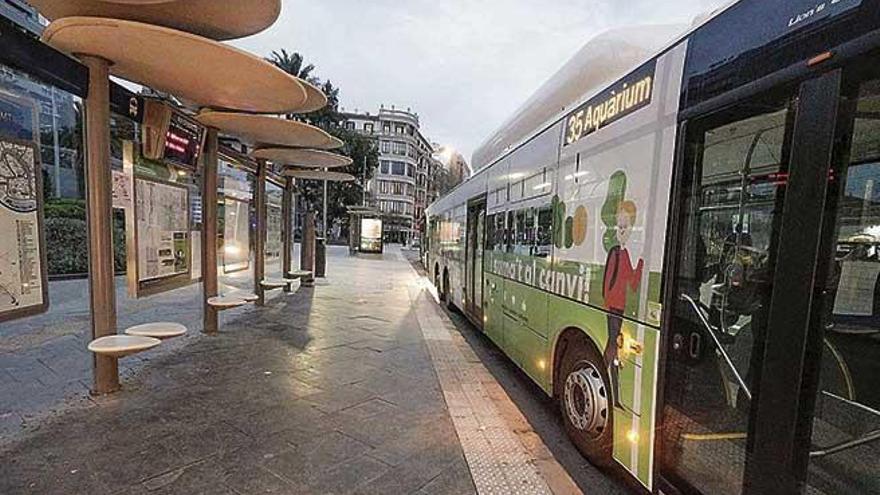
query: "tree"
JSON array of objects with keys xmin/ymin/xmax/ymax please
[
  {"xmin": 269, "ymin": 51, "xmax": 378, "ymax": 241},
  {"xmin": 269, "ymin": 49, "xmax": 316, "ymax": 83}
]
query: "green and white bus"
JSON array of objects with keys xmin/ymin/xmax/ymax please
[{"xmin": 425, "ymin": 0, "xmax": 880, "ymax": 493}]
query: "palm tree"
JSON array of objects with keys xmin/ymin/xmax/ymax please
[{"xmin": 268, "ymin": 49, "xmax": 317, "ymax": 84}]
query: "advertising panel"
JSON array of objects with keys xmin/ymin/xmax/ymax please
[{"xmin": 360, "ymin": 218, "xmax": 383, "ymax": 253}]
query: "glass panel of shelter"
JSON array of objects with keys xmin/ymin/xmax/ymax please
[{"xmin": 218, "ymin": 158, "xmax": 255, "ymax": 293}]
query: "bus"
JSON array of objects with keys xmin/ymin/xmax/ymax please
[{"xmin": 424, "ymin": 0, "xmax": 880, "ymax": 493}]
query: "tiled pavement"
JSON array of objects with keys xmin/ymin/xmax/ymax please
[
  {"xmin": 0, "ymin": 247, "xmax": 477, "ymax": 494},
  {"xmin": 0, "ymin": 246, "xmax": 627, "ymax": 494}
]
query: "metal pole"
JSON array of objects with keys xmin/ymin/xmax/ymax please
[
  {"xmin": 282, "ymin": 176, "xmax": 293, "ymax": 292},
  {"xmin": 322, "ymin": 174, "xmax": 328, "ymax": 239},
  {"xmin": 254, "ymin": 160, "xmax": 267, "ymax": 305},
  {"xmin": 82, "ymin": 55, "xmax": 118, "ymax": 394},
  {"xmin": 362, "ymin": 155, "xmax": 367, "ymax": 207},
  {"xmin": 50, "ymin": 87, "xmax": 62, "ymax": 198},
  {"xmin": 202, "ymin": 128, "xmax": 219, "ymax": 334},
  {"xmin": 301, "ymin": 211, "xmax": 316, "ymax": 287}
]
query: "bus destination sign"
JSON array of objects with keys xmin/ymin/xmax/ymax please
[{"xmin": 563, "ymin": 61, "xmax": 656, "ymax": 147}]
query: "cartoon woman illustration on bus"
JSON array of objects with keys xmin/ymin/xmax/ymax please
[{"xmin": 602, "ymin": 172, "xmax": 643, "ymax": 408}]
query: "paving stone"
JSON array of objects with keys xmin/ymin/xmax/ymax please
[
  {"xmin": 415, "ymin": 459, "xmax": 479, "ymax": 495},
  {"xmin": 0, "ymin": 246, "xmax": 598, "ymax": 494}
]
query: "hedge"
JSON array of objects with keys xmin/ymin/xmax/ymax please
[{"xmin": 44, "ymin": 199, "xmax": 126, "ymax": 276}]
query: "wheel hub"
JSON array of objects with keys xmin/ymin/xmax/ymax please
[{"xmin": 564, "ymin": 363, "xmax": 609, "ymax": 437}]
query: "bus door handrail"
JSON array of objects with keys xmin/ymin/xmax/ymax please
[
  {"xmin": 810, "ymin": 429, "xmax": 880, "ymax": 458},
  {"xmin": 680, "ymin": 293, "xmax": 753, "ymax": 401},
  {"xmin": 809, "ymin": 391, "xmax": 880, "ymax": 458}
]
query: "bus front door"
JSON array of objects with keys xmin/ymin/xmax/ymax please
[
  {"xmin": 659, "ymin": 67, "xmax": 880, "ymax": 494},
  {"xmin": 659, "ymin": 94, "xmax": 797, "ymax": 495}
]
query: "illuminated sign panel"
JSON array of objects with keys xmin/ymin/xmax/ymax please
[
  {"xmin": 163, "ymin": 112, "xmax": 204, "ymax": 169},
  {"xmin": 563, "ymin": 61, "xmax": 656, "ymax": 147}
]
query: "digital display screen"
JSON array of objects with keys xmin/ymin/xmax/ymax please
[
  {"xmin": 563, "ymin": 61, "xmax": 655, "ymax": 147},
  {"xmin": 163, "ymin": 112, "xmax": 204, "ymax": 169}
]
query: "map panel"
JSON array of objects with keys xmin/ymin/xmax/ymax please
[
  {"xmin": 0, "ymin": 93, "xmax": 45, "ymax": 320},
  {"xmin": 265, "ymin": 183, "xmax": 283, "ymax": 279},
  {"xmin": 135, "ymin": 179, "xmax": 190, "ymax": 282}
]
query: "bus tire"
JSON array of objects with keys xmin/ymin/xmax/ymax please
[
  {"xmin": 442, "ymin": 269, "xmax": 454, "ymax": 310},
  {"xmin": 558, "ymin": 336, "xmax": 614, "ymax": 468},
  {"xmin": 434, "ymin": 263, "xmax": 441, "ymax": 293}
]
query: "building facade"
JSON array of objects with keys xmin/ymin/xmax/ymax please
[
  {"xmin": 1, "ymin": 0, "xmax": 82, "ymax": 199},
  {"xmin": 342, "ymin": 106, "xmax": 441, "ymax": 244},
  {"xmin": 1, "ymin": 0, "xmax": 42, "ymax": 35}
]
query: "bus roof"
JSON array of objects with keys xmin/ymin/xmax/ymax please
[{"xmin": 470, "ymin": 23, "xmax": 687, "ymax": 172}]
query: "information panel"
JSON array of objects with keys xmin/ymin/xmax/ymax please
[
  {"xmin": 0, "ymin": 92, "xmax": 47, "ymax": 322},
  {"xmin": 135, "ymin": 179, "xmax": 190, "ymax": 282},
  {"xmin": 265, "ymin": 181, "xmax": 283, "ymax": 279}
]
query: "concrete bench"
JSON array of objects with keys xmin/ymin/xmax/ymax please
[
  {"xmin": 286, "ymin": 270, "xmax": 312, "ymax": 280},
  {"xmin": 230, "ymin": 292, "xmax": 259, "ymax": 302},
  {"xmin": 260, "ymin": 278, "xmax": 295, "ymax": 290},
  {"xmin": 124, "ymin": 322, "xmax": 188, "ymax": 340},
  {"xmin": 88, "ymin": 335, "xmax": 161, "ymax": 358},
  {"xmin": 207, "ymin": 295, "xmax": 248, "ymax": 310}
]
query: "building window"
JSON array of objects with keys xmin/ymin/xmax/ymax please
[
  {"xmin": 395, "ymin": 125, "xmax": 404, "ymax": 134},
  {"xmin": 391, "ymin": 161, "xmax": 406, "ymax": 176},
  {"xmin": 383, "ymin": 124, "xmax": 391, "ymax": 133},
  {"xmin": 364, "ymin": 123, "xmax": 374, "ymax": 133},
  {"xmin": 381, "ymin": 141, "xmax": 391, "ymax": 153},
  {"xmin": 393, "ymin": 142, "xmax": 406, "ymax": 155},
  {"xmin": 345, "ymin": 121, "xmax": 355, "ymax": 130},
  {"xmin": 380, "ymin": 161, "xmax": 390, "ymax": 174}
]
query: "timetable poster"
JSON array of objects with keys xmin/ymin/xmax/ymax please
[{"xmin": 0, "ymin": 92, "xmax": 47, "ymax": 321}]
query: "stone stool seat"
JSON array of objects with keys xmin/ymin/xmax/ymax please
[
  {"xmin": 88, "ymin": 335, "xmax": 161, "ymax": 358},
  {"xmin": 207, "ymin": 295, "xmax": 248, "ymax": 309},
  {"xmin": 230, "ymin": 292, "xmax": 259, "ymax": 302},
  {"xmin": 124, "ymin": 322, "xmax": 187, "ymax": 340},
  {"xmin": 286, "ymin": 270, "xmax": 312, "ymax": 279}
]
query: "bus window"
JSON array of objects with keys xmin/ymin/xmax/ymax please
[
  {"xmin": 515, "ymin": 209, "xmax": 527, "ymax": 255},
  {"xmin": 506, "ymin": 211, "xmax": 515, "ymax": 253},
  {"xmin": 485, "ymin": 213, "xmax": 495, "ymax": 251},
  {"xmin": 661, "ymin": 98, "xmax": 794, "ymax": 495},
  {"xmin": 809, "ymin": 74, "xmax": 880, "ymax": 495},
  {"xmin": 493, "ymin": 213, "xmax": 505, "ymax": 251},
  {"xmin": 536, "ymin": 207, "xmax": 553, "ymax": 257}
]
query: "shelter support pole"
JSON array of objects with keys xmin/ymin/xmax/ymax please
[
  {"xmin": 202, "ymin": 128, "xmax": 219, "ymax": 334},
  {"xmin": 322, "ymin": 176, "xmax": 328, "ymax": 238},
  {"xmin": 301, "ymin": 211, "xmax": 316, "ymax": 288},
  {"xmin": 82, "ymin": 55, "xmax": 119, "ymax": 395},
  {"xmin": 254, "ymin": 160, "xmax": 267, "ymax": 305},
  {"xmin": 282, "ymin": 177, "xmax": 293, "ymax": 292}
]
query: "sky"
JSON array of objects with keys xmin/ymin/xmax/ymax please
[{"xmin": 232, "ymin": 0, "xmax": 728, "ymax": 164}]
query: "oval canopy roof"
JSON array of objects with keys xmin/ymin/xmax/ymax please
[
  {"xmin": 283, "ymin": 169, "xmax": 355, "ymax": 182},
  {"xmin": 29, "ymin": 0, "xmax": 281, "ymax": 40},
  {"xmin": 252, "ymin": 148, "xmax": 352, "ymax": 169},
  {"xmin": 198, "ymin": 111, "xmax": 343, "ymax": 150},
  {"xmin": 42, "ymin": 17, "xmax": 324, "ymax": 114}
]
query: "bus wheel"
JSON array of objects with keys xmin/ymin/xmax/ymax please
[
  {"xmin": 442, "ymin": 270, "xmax": 453, "ymax": 310},
  {"xmin": 435, "ymin": 264, "xmax": 443, "ymax": 299},
  {"xmin": 559, "ymin": 338, "xmax": 614, "ymax": 467}
]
